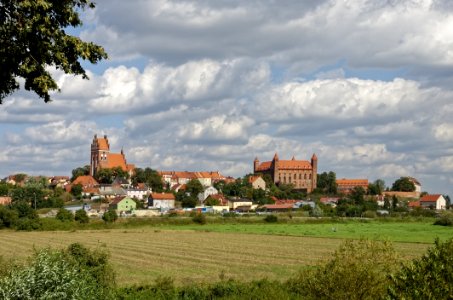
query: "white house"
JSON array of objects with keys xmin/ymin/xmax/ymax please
[
  {"xmin": 148, "ymin": 193, "xmax": 175, "ymax": 210},
  {"xmin": 198, "ymin": 186, "xmax": 219, "ymax": 203},
  {"xmin": 126, "ymin": 188, "xmax": 150, "ymax": 200},
  {"xmin": 249, "ymin": 176, "xmax": 266, "ymax": 190},
  {"xmin": 420, "ymin": 194, "xmax": 447, "ymax": 210}
]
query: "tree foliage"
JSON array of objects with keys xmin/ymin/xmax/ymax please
[
  {"xmin": 391, "ymin": 177, "xmax": 416, "ymax": 192},
  {"xmin": 368, "ymin": 179, "xmax": 385, "ymax": 195},
  {"xmin": 102, "ymin": 210, "xmax": 117, "ymax": 223},
  {"xmin": 131, "ymin": 167, "xmax": 163, "ymax": 192},
  {"xmin": 316, "ymin": 171, "xmax": 337, "ymax": 194},
  {"xmin": 288, "ymin": 239, "xmax": 400, "ymax": 300},
  {"xmin": 56, "ymin": 208, "xmax": 74, "ymax": 222},
  {"xmin": 94, "ymin": 167, "xmax": 129, "ymax": 184},
  {"xmin": 388, "ymin": 238, "xmax": 453, "ymax": 299},
  {"xmin": 0, "ymin": 0, "xmax": 107, "ymax": 103},
  {"xmin": 0, "ymin": 243, "xmax": 115, "ymax": 299},
  {"xmin": 74, "ymin": 209, "xmax": 89, "ymax": 224},
  {"xmin": 71, "ymin": 165, "xmax": 90, "ymax": 181}
]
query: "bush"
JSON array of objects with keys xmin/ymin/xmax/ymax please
[
  {"xmin": 0, "ymin": 206, "xmax": 18, "ymax": 229},
  {"xmin": 15, "ymin": 217, "xmax": 41, "ymax": 231},
  {"xmin": 287, "ymin": 239, "xmax": 400, "ymax": 300},
  {"xmin": 433, "ymin": 212, "xmax": 453, "ymax": 226},
  {"xmin": 192, "ymin": 213, "xmax": 207, "ymax": 225},
  {"xmin": 102, "ymin": 210, "xmax": 118, "ymax": 223},
  {"xmin": 388, "ymin": 238, "xmax": 453, "ymax": 299},
  {"xmin": 264, "ymin": 214, "xmax": 278, "ymax": 223},
  {"xmin": 0, "ymin": 243, "xmax": 115, "ymax": 299},
  {"xmin": 56, "ymin": 208, "xmax": 74, "ymax": 222},
  {"xmin": 75, "ymin": 209, "xmax": 89, "ymax": 224}
]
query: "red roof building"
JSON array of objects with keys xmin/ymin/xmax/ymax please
[
  {"xmin": 90, "ymin": 134, "xmax": 135, "ymax": 177},
  {"xmin": 420, "ymin": 194, "xmax": 446, "ymax": 210},
  {"xmin": 336, "ymin": 179, "xmax": 369, "ymax": 194},
  {"xmin": 253, "ymin": 153, "xmax": 318, "ymax": 193}
]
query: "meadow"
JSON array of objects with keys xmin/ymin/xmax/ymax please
[{"xmin": 1, "ymin": 218, "xmax": 451, "ymax": 286}]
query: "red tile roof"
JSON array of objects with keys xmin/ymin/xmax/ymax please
[
  {"xmin": 106, "ymin": 153, "xmax": 127, "ymax": 170},
  {"xmin": 408, "ymin": 201, "xmax": 421, "ymax": 207},
  {"xmin": 110, "ymin": 196, "xmax": 126, "ymax": 205},
  {"xmin": 336, "ymin": 179, "xmax": 369, "ymax": 186},
  {"xmin": 73, "ymin": 175, "xmax": 99, "ymax": 187},
  {"xmin": 420, "ymin": 194, "xmax": 442, "ymax": 202},
  {"xmin": 97, "ymin": 138, "xmax": 109, "ymax": 150},
  {"xmin": 150, "ymin": 193, "xmax": 175, "ymax": 200},
  {"xmin": 256, "ymin": 159, "xmax": 312, "ymax": 171}
]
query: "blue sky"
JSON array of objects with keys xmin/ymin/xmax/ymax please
[{"xmin": 1, "ymin": 0, "xmax": 453, "ymax": 196}]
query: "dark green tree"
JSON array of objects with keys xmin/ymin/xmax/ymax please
[
  {"xmin": 71, "ymin": 165, "xmax": 90, "ymax": 181},
  {"xmin": 391, "ymin": 177, "xmax": 415, "ymax": 192},
  {"xmin": 131, "ymin": 167, "xmax": 163, "ymax": 192},
  {"xmin": 70, "ymin": 184, "xmax": 83, "ymax": 197},
  {"xmin": 186, "ymin": 179, "xmax": 204, "ymax": 197},
  {"xmin": 316, "ymin": 171, "xmax": 337, "ymax": 194},
  {"xmin": 0, "ymin": 0, "xmax": 107, "ymax": 103},
  {"xmin": 368, "ymin": 179, "xmax": 385, "ymax": 195},
  {"xmin": 205, "ymin": 196, "xmax": 220, "ymax": 206},
  {"xmin": 392, "ymin": 195, "xmax": 399, "ymax": 210},
  {"xmin": 56, "ymin": 208, "xmax": 74, "ymax": 222},
  {"xmin": 102, "ymin": 210, "xmax": 118, "ymax": 223},
  {"xmin": 388, "ymin": 238, "xmax": 453, "ymax": 299},
  {"xmin": 74, "ymin": 209, "xmax": 89, "ymax": 224},
  {"xmin": 0, "ymin": 206, "xmax": 18, "ymax": 228}
]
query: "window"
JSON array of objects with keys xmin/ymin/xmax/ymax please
[
  {"xmin": 299, "ymin": 174, "xmax": 302, "ymax": 180},
  {"xmin": 294, "ymin": 174, "xmax": 296, "ymax": 179},
  {"xmin": 309, "ymin": 174, "xmax": 312, "ymax": 180},
  {"xmin": 304, "ymin": 174, "xmax": 307, "ymax": 180}
]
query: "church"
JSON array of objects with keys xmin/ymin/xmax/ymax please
[
  {"xmin": 253, "ymin": 153, "xmax": 317, "ymax": 193},
  {"xmin": 90, "ymin": 135, "xmax": 135, "ymax": 177}
]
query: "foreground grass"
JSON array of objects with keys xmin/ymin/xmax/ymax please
[{"xmin": 0, "ymin": 227, "xmax": 433, "ymax": 286}]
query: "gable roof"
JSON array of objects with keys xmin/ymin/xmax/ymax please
[
  {"xmin": 110, "ymin": 196, "xmax": 126, "ymax": 205},
  {"xmin": 420, "ymin": 194, "xmax": 443, "ymax": 202},
  {"xmin": 96, "ymin": 137, "xmax": 109, "ymax": 150},
  {"xmin": 150, "ymin": 193, "xmax": 175, "ymax": 200},
  {"xmin": 73, "ymin": 175, "xmax": 99, "ymax": 187},
  {"xmin": 106, "ymin": 153, "xmax": 127, "ymax": 170}
]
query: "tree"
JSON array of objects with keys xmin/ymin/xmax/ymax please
[
  {"xmin": 368, "ymin": 179, "xmax": 385, "ymax": 195},
  {"xmin": 316, "ymin": 171, "xmax": 337, "ymax": 194},
  {"xmin": 102, "ymin": 210, "xmax": 117, "ymax": 223},
  {"xmin": 388, "ymin": 238, "xmax": 453, "ymax": 299},
  {"xmin": 392, "ymin": 195, "xmax": 399, "ymax": 210},
  {"xmin": 71, "ymin": 165, "xmax": 90, "ymax": 181},
  {"xmin": 131, "ymin": 167, "xmax": 163, "ymax": 192},
  {"xmin": 74, "ymin": 209, "xmax": 89, "ymax": 224},
  {"xmin": 56, "ymin": 208, "xmax": 74, "ymax": 222},
  {"xmin": 94, "ymin": 167, "xmax": 129, "ymax": 184},
  {"xmin": 205, "ymin": 196, "xmax": 220, "ymax": 206},
  {"xmin": 391, "ymin": 177, "xmax": 415, "ymax": 192},
  {"xmin": 186, "ymin": 179, "xmax": 204, "ymax": 197},
  {"xmin": 288, "ymin": 239, "xmax": 400, "ymax": 300},
  {"xmin": 0, "ymin": 0, "xmax": 107, "ymax": 103},
  {"xmin": 70, "ymin": 184, "xmax": 83, "ymax": 197}
]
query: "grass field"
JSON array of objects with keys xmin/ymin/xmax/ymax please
[{"xmin": 1, "ymin": 219, "xmax": 451, "ymax": 286}]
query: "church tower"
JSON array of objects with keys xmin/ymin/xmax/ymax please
[{"xmin": 90, "ymin": 134, "xmax": 110, "ymax": 176}]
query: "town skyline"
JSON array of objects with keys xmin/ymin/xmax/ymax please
[{"xmin": 1, "ymin": 1, "xmax": 452, "ymax": 197}]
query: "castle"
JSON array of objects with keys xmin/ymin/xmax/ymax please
[
  {"xmin": 90, "ymin": 135, "xmax": 135, "ymax": 177},
  {"xmin": 253, "ymin": 153, "xmax": 317, "ymax": 193}
]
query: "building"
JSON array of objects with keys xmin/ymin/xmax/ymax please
[
  {"xmin": 336, "ymin": 179, "xmax": 369, "ymax": 194},
  {"xmin": 249, "ymin": 176, "xmax": 266, "ymax": 190},
  {"xmin": 148, "ymin": 193, "xmax": 175, "ymax": 210},
  {"xmin": 253, "ymin": 153, "xmax": 318, "ymax": 193},
  {"xmin": 90, "ymin": 134, "xmax": 135, "ymax": 177},
  {"xmin": 159, "ymin": 171, "xmax": 226, "ymax": 188},
  {"xmin": 198, "ymin": 186, "xmax": 219, "ymax": 203},
  {"xmin": 109, "ymin": 196, "xmax": 137, "ymax": 213},
  {"xmin": 0, "ymin": 197, "xmax": 12, "ymax": 205},
  {"xmin": 420, "ymin": 194, "xmax": 447, "ymax": 210}
]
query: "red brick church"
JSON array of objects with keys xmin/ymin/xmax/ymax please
[
  {"xmin": 90, "ymin": 135, "xmax": 135, "ymax": 177},
  {"xmin": 254, "ymin": 153, "xmax": 318, "ymax": 193}
]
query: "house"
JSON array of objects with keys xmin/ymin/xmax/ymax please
[
  {"xmin": 99, "ymin": 185, "xmax": 126, "ymax": 198},
  {"xmin": 319, "ymin": 197, "xmax": 340, "ymax": 206},
  {"xmin": 228, "ymin": 198, "xmax": 253, "ymax": 211},
  {"xmin": 109, "ymin": 196, "xmax": 136, "ymax": 213},
  {"xmin": 90, "ymin": 134, "xmax": 135, "ymax": 177},
  {"xmin": 408, "ymin": 201, "xmax": 421, "ymax": 209},
  {"xmin": 126, "ymin": 187, "xmax": 150, "ymax": 200},
  {"xmin": 0, "ymin": 197, "xmax": 12, "ymax": 205},
  {"xmin": 420, "ymin": 194, "xmax": 447, "ymax": 210},
  {"xmin": 336, "ymin": 178, "xmax": 369, "ymax": 194},
  {"xmin": 254, "ymin": 153, "xmax": 318, "ymax": 192},
  {"xmin": 49, "ymin": 176, "xmax": 70, "ymax": 189},
  {"xmin": 148, "ymin": 193, "xmax": 175, "ymax": 210},
  {"xmin": 198, "ymin": 186, "xmax": 219, "ymax": 203},
  {"xmin": 249, "ymin": 176, "xmax": 266, "ymax": 190},
  {"xmin": 159, "ymin": 170, "xmax": 227, "ymax": 189}
]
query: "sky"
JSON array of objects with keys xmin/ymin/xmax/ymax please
[{"xmin": 1, "ymin": 0, "xmax": 453, "ymax": 196}]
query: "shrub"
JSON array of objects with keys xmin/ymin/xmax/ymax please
[
  {"xmin": 264, "ymin": 214, "xmax": 278, "ymax": 223},
  {"xmin": 102, "ymin": 210, "xmax": 118, "ymax": 223},
  {"xmin": 15, "ymin": 217, "xmax": 41, "ymax": 231},
  {"xmin": 192, "ymin": 213, "xmax": 207, "ymax": 225},
  {"xmin": 388, "ymin": 238, "xmax": 453, "ymax": 299},
  {"xmin": 0, "ymin": 206, "xmax": 18, "ymax": 229},
  {"xmin": 75, "ymin": 209, "xmax": 89, "ymax": 224},
  {"xmin": 287, "ymin": 239, "xmax": 400, "ymax": 300},
  {"xmin": 56, "ymin": 208, "xmax": 74, "ymax": 222},
  {"xmin": 433, "ymin": 212, "xmax": 453, "ymax": 226}
]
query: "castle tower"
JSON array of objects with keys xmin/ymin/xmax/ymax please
[
  {"xmin": 253, "ymin": 157, "xmax": 259, "ymax": 173},
  {"xmin": 311, "ymin": 153, "xmax": 318, "ymax": 191}
]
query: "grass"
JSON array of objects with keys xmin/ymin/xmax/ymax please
[{"xmin": 0, "ymin": 220, "xmax": 446, "ymax": 286}]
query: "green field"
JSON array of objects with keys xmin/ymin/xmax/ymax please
[{"xmin": 0, "ymin": 220, "xmax": 451, "ymax": 286}]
